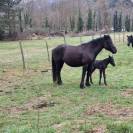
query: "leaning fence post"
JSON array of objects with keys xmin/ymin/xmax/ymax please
[
  {"xmin": 100, "ymin": 33, "xmax": 102, "ymax": 37},
  {"xmin": 123, "ymin": 31, "xmax": 125, "ymax": 43},
  {"xmin": 19, "ymin": 41, "xmax": 26, "ymax": 70},
  {"xmin": 63, "ymin": 35, "xmax": 66, "ymax": 44},
  {"xmin": 113, "ymin": 32, "xmax": 115, "ymax": 42},
  {"xmin": 79, "ymin": 35, "xmax": 82, "ymax": 43},
  {"xmin": 45, "ymin": 40, "xmax": 50, "ymax": 62},
  {"xmin": 119, "ymin": 32, "xmax": 120, "ymax": 42}
]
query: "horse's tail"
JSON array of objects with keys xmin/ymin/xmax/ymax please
[{"xmin": 52, "ymin": 51, "xmax": 56, "ymax": 83}]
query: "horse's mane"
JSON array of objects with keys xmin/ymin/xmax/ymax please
[{"xmin": 81, "ymin": 37, "xmax": 104, "ymax": 46}]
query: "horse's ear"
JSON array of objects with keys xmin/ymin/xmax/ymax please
[{"xmin": 104, "ymin": 35, "xmax": 110, "ymax": 39}]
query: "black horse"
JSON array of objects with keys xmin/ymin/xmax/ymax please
[
  {"xmin": 86, "ymin": 56, "xmax": 115, "ymax": 86},
  {"xmin": 52, "ymin": 35, "xmax": 117, "ymax": 89},
  {"xmin": 127, "ymin": 35, "xmax": 133, "ymax": 47}
]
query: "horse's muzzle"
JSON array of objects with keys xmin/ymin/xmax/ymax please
[{"xmin": 112, "ymin": 47, "xmax": 117, "ymax": 54}]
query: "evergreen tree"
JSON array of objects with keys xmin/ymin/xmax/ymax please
[
  {"xmin": 18, "ymin": 9, "xmax": 23, "ymax": 32},
  {"xmin": 77, "ymin": 10, "xmax": 84, "ymax": 32},
  {"xmin": 125, "ymin": 15, "xmax": 131, "ymax": 32},
  {"xmin": 29, "ymin": 18, "xmax": 32, "ymax": 28},
  {"xmin": 97, "ymin": 11, "xmax": 102, "ymax": 30},
  {"xmin": 0, "ymin": 0, "xmax": 22, "ymax": 38},
  {"xmin": 131, "ymin": 18, "xmax": 133, "ymax": 32},
  {"xmin": 87, "ymin": 9, "xmax": 93, "ymax": 31},
  {"xmin": 45, "ymin": 17, "xmax": 49, "ymax": 28},
  {"xmin": 70, "ymin": 16, "xmax": 75, "ymax": 31},
  {"xmin": 113, "ymin": 11, "xmax": 118, "ymax": 32},
  {"xmin": 93, "ymin": 11, "xmax": 96, "ymax": 31},
  {"xmin": 118, "ymin": 12, "xmax": 122, "ymax": 32}
]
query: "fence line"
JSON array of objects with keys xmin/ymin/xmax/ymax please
[{"xmin": 1, "ymin": 32, "xmax": 133, "ymax": 72}]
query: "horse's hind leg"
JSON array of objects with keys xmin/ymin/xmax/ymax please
[
  {"xmin": 56, "ymin": 61, "xmax": 64, "ymax": 85},
  {"xmin": 85, "ymin": 71, "xmax": 91, "ymax": 86},
  {"xmin": 52, "ymin": 56, "xmax": 57, "ymax": 83},
  {"xmin": 80, "ymin": 65, "xmax": 88, "ymax": 89}
]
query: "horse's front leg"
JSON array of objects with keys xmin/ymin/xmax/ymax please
[
  {"xmin": 80, "ymin": 65, "xmax": 87, "ymax": 89},
  {"xmin": 103, "ymin": 69, "xmax": 107, "ymax": 85}
]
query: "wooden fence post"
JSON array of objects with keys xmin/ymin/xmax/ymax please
[
  {"xmin": 92, "ymin": 35, "xmax": 94, "ymax": 40},
  {"xmin": 79, "ymin": 35, "xmax": 82, "ymax": 43},
  {"xmin": 123, "ymin": 31, "xmax": 125, "ymax": 43},
  {"xmin": 63, "ymin": 35, "xmax": 66, "ymax": 44},
  {"xmin": 19, "ymin": 41, "xmax": 26, "ymax": 70},
  {"xmin": 113, "ymin": 32, "xmax": 115, "ymax": 42},
  {"xmin": 100, "ymin": 33, "xmax": 102, "ymax": 37},
  {"xmin": 119, "ymin": 32, "xmax": 120, "ymax": 42},
  {"xmin": 45, "ymin": 40, "xmax": 50, "ymax": 62}
]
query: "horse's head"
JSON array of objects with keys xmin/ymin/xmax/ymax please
[
  {"xmin": 109, "ymin": 55, "xmax": 115, "ymax": 66},
  {"xmin": 103, "ymin": 35, "xmax": 117, "ymax": 54}
]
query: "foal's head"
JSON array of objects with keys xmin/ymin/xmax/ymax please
[
  {"xmin": 127, "ymin": 35, "xmax": 133, "ymax": 42},
  {"xmin": 108, "ymin": 55, "xmax": 115, "ymax": 66},
  {"xmin": 103, "ymin": 35, "xmax": 117, "ymax": 54}
]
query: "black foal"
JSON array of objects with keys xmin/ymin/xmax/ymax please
[
  {"xmin": 86, "ymin": 56, "xmax": 115, "ymax": 86},
  {"xmin": 127, "ymin": 35, "xmax": 133, "ymax": 47}
]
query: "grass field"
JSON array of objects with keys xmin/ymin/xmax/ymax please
[{"xmin": 0, "ymin": 33, "xmax": 133, "ymax": 133}]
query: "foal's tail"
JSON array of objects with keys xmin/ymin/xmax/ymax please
[{"xmin": 52, "ymin": 52, "xmax": 56, "ymax": 82}]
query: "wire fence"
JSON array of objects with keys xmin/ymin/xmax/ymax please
[{"xmin": 0, "ymin": 31, "xmax": 133, "ymax": 72}]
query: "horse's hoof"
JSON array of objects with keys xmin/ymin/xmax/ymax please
[
  {"xmin": 86, "ymin": 83, "xmax": 91, "ymax": 86},
  {"xmin": 80, "ymin": 84, "xmax": 85, "ymax": 89},
  {"xmin": 57, "ymin": 81, "xmax": 63, "ymax": 85}
]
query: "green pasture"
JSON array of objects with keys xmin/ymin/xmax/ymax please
[{"xmin": 0, "ymin": 32, "xmax": 133, "ymax": 133}]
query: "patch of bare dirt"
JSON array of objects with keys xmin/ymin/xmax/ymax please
[
  {"xmin": 0, "ymin": 69, "xmax": 42, "ymax": 92},
  {"xmin": 0, "ymin": 69, "xmax": 25, "ymax": 91},
  {"xmin": 0, "ymin": 96, "xmax": 56, "ymax": 117},
  {"xmin": 121, "ymin": 89, "xmax": 133, "ymax": 97},
  {"xmin": 0, "ymin": 106, "xmax": 27, "ymax": 117},
  {"xmin": 90, "ymin": 125, "xmax": 106, "ymax": 133},
  {"xmin": 86, "ymin": 103, "xmax": 133, "ymax": 119},
  {"xmin": 24, "ymin": 96, "xmax": 55, "ymax": 111},
  {"xmin": 52, "ymin": 122, "xmax": 66, "ymax": 131}
]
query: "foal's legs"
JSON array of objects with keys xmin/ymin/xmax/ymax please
[
  {"xmin": 103, "ymin": 69, "xmax": 107, "ymax": 85},
  {"xmin": 127, "ymin": 42, "xmax": 130, "ymax": 46},
  {"xmin": 56, "ymin": 61, "xmax": 64, "ymax": 85},
  {"xmin": 80, "ymin": 65, "xmax": 88, "ymax": 89},
  {"xmin": 99, "ymin": 70, "xmax": 102, "ymax": 85}
]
